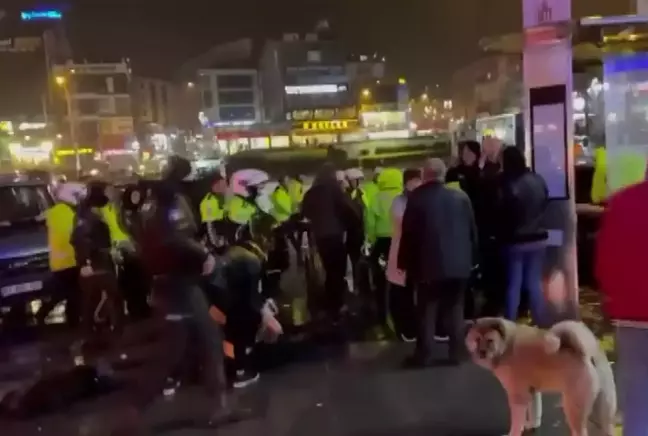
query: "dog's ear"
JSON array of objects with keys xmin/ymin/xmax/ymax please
[
  {"xmin": 465, "ymin": 327, "xmax": 480, "ymax": 353},
  {"xmin": 542, "ymin": 332, "xmax": 561, "ymax": 354},
  {"xmin": 479, "ymin": 317, "xmax": 510, "ymax": 342}
]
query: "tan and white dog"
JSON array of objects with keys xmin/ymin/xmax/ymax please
[{"xmin": 466, "ymin": 318, "xmax": 616, "ymax": 436}]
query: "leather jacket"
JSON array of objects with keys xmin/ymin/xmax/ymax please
[
  {"xmin": 70, "ymin": 206, "xmax": 114, "ymax": 271},
  {"xmin": 139, "ymin": 182, "xmax": 208, "ymax": 276}
]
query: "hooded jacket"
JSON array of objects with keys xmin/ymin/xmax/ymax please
[{"xmin": 366, "ymin": 168, "xmax": 403, "ymax": 243}]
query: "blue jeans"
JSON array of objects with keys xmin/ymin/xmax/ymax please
[
  {"xmin": 505, "ymin": 242, "xmax": 546, "ymax": 325},
  {"xmin": 617, "ymin": 325, "xmax": 648, "ymax": 436}
]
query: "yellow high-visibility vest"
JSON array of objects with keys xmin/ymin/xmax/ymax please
[
  {"xmin": 101, "ymin": 204, "xmax": 130, "ymax": 243},
  {"xmin": 46, "ymin": 203, "xmax": 77, "ymax": 272},
  {"xmin": 200, "ymin": 194, "xmax": 226, "ymax": 223}
]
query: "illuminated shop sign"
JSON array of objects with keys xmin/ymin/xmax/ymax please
[
  {"xmin": 0, "ymin": 121, "xmax": 13, "ymax": 134},
  {"xmin": 285, "ymin": 84, "xmax": 348, "ymax": 95},
  {"xmin": 20, "ymin": 10, "xmax": 63, "ymax": 21},
  {"xmin": 55, "ymin": 148, "xmax": 94, "ymax": 156},
  {"xmin": 297, "ymin": 119, "xmax": 357, "ymax": 131}
]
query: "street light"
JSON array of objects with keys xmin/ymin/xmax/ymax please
[
  {"xmin": 361, "ymin": 88, "xmax": 371, "ymax": 98},
  {"xmin": 55, "ymin": 74, "xmax": 80, "ymax": 177},
  {"xmin": 421, "ymin": 93, "xmax": 429, "ymax": 101}
]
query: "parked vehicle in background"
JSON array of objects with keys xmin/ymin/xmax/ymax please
[{"xmin": 0, "ymin": 179, "xmax": 53, "ymax": 329}]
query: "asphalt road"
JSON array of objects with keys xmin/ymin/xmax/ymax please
[{"xmin": 0, "ymin": 249, "xmax": 611, "ymax": 435}]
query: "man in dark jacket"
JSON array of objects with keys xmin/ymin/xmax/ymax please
[
  {"xmin": 71, "ymin": 181, "xmax": 124, "ymax": 343},
  {"xmin": 446, "ymin": 140, "xmax": 482, "ymax": 206},
  {"xmin": 477, "ymin": 136, "xmax": 507, "ymax": 317},
  {"xmin": 120, "ymin": 156, "xmax": 250, "ymax": 433},
  {"xmin": 398, "ymin": 158, "xmax": 478, "ymax": 366},
  {"xmin": 302, "ymin": 163, "xmax": 361, "ymax": 318}
]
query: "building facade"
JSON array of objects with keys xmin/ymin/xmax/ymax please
[
  {"xmin": 260, "ymin": 33, "xmax": 358, "ymax": 146},
  {"xmin": 0, "ymin": 9, "xmax": 71, "ymax": 120},
  {"xmin": 197, "ymin": 68, "xmax": 262, "ymax": 127},
  {"xmin": 131, "ymin": 77, "xmax": 174, "ymax": 127},
  {"xmin": 51, "ymin": 60, "xmax": 135, "ymax": 157}
]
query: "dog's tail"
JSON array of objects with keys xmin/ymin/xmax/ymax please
[
  {"xmin": 550, "ymin": 321, "xmax": 617, "ymax": 436},
  {"xmin": 549, "ymin": 320, "xmax": 599, "ymax": 358}
]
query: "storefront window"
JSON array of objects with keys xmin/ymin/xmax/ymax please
[
  {"xmin": 291, "ymin": 133, "xmax": 337, "ymax": 147},
  {"xmin": 270, "ymin": 136, "xmax": 290, "ymax": 148},
  {"xmin": 250, "ymin": 137, "xmax": 270, "ymax": 149}
]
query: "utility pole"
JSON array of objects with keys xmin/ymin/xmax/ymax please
[{"xmin": 55, "ymin": 75, "xmax": 79, "ymax": 177}]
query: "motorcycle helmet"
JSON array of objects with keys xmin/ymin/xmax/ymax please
[
  {"xmin": 345, "ymin": 168, "xmax": 364, "ymax": 181},
  {"xmin": 55, "ymin": 182, "xmax": 87, "ymax": 205}
]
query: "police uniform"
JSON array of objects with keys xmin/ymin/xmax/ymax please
[{"xmin": 39, "ymin": 199, "xmax": 81, "ymax": 326}]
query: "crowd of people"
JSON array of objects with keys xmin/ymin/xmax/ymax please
[
  {"xmin": 303, "ymin": 136, "xmax": 551, "ymax": 367},
  {"xmin": 26, "ymin": 135, "xmax": 556, "ymax": 433}
]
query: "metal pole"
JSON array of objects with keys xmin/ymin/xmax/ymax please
[{"xmin": 63, "ymin": 83, "xmax": 79, "ymax": 177}]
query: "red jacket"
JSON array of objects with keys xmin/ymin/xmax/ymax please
[{"xmin": 596, "ymin": 181, "xmax": 648, "ymax": 322}]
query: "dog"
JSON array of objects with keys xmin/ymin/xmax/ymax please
[{"xmin": 466, "ymin": 318, "xmax": 616, "ymax": 436}]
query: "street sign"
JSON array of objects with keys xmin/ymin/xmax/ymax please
[
  {"xmin": 523, "ymin": 0, "xmax": 570, "ymax": 28},
  {"xmin": 20, "ymin": 10, "xmax": 63, "ymax": 21}
]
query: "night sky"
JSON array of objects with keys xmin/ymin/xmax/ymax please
[{"xmin": 1, "ymin": 0, "xmax": 634, "ymax": 92}]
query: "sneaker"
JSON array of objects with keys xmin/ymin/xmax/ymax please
[
  {"xmin": 399, "ymin": 333, "xmax": 416, "ymax": 343},
  {"xmin": 232, "ymin": 370, "xmax": 260, "ymax": 389},
  {"xmin": 434, "ymin": 335, "xmax": 449, "ymax": 342}
]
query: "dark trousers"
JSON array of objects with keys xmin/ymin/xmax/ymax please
[
  {"xmin": 370, "ymin": 237, "xmax": 391, "ymax": 324},
  {"xmin": 388, "ymin": 282, "xmax": 417, "ymax": 338},
  {"xmin": 345, "ymin": 231, "xmax": 363, "ymax": 288},
  {"xmin": 119, "ymin": 255, "xmax": 151, "ymax": 321},
  {"xmin": 316, "ymin": 235, "xmax": 348, "ymax": 316},
  {"xmin": 222, "ymin": 257, "xmax": 263, "ymax": 374},
  {"xmin": 79, "ymin": 270, "xmax": 124, "ymax": 341},
  {"xmin": 225, "ymin": 305, "xmax": 261, "ymax": 373},
  {"xmin": 36, "ymin": 267, "xmax": 81, "ymax": 327},
  {"xmin": 479, "ymin": 238, "xmax": 507, "ymax": 317},
  {"xmin": 415, "ymin": 279, "xmax": 467, "ymax": 359},
  {"xmin": 136, "ymin": 275, "xmax": 226, "ymax": 409}
]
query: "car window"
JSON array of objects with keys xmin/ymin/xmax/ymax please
[{"xmin": 0, "ymin": 185, "xmax": 52, "ymax": 224}]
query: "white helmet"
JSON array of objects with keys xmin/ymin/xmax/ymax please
[
  {"xmin": 230, "ymin": 168, "xmax": 270, "ymax": 197},
  {"xmin": 335, "ymin": 170, "xmax": 347, "ymax": 182},
  {"xmin": 55, "ymin": 182, "xmax": 86, "ymax": 205},
  {"xmin": 345, "ymin": 168, "xmax": 364, "ymax": 181}
]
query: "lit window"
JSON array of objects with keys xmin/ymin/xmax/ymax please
[{"xmin": 307, "ymin": 50, "xmax": 321, "ymax": 63}]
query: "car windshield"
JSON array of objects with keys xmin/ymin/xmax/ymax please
[{"xmin": 0, "ymin": 185, "xmax": 52, "ymax": 225}]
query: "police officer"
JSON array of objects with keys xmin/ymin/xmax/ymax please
[
  {"xmin": 227, "ymin": 182, "xmax": 258, "ymax": 243},
  {"xmin": 200, "ymin": 172, "xmax": 229, "ymax": 253},
  {"xmin": 71, "ymin": 181, "xmax": 124, "ymax": 346},
  {"xmin": 366, "ymin": 168, "xmax": 403, "ymax": 329},
  {"xmin": 37, "ymin": 182, "xmax": 85, "ymax": 327},
  {"xmin": 134, "ymin": 155, "xmax": 249, "ymax": 428},
  {"xmin": 208, "ymin": 212, "xmax": 283, "ymax": 389},
  {"xmin": 288, "ymin": 174, "xmax": 304, "ymax": 212}
]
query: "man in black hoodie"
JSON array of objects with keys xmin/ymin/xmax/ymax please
[{"xmin": 302, "ymin": 163, "xmax": 361, "ymax": 319}]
